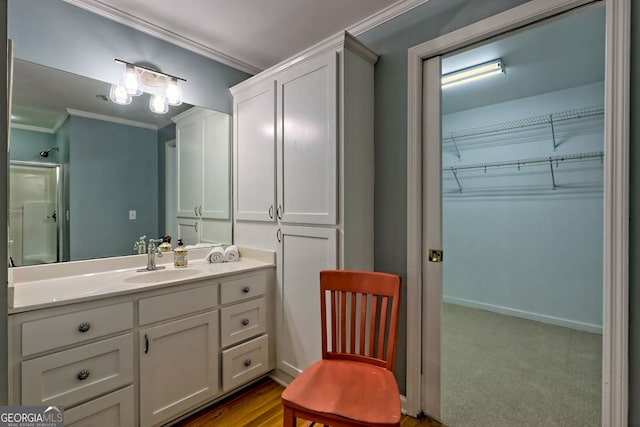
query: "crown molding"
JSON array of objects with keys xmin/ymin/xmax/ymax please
[
  {"xmin": 66, "ymin": 108, "xmax": 158, "ymax": 130},
  {"xmin": 63, "ymin": 0, "xmax": 262, "ymax": 75},
  {"xmin": 10, "ymin": 123, "xmax": 56, "ymax": 134},
  {"xmin": 347, "ymin": 0, "xmax": 432, "ymax": 36}
]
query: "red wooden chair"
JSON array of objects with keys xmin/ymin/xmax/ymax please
[{"xmin": 281, "ymin": 270, "xmax": 402, "ymax": 427}]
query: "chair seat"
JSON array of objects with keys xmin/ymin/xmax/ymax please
[{"xmin": 281, "ymin": 359, "xmax": 401, "ymax": 425}]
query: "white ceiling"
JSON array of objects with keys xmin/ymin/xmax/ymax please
[{"xmin": 64, "ymin": 0, "xmax": 412, "ymax": 73}]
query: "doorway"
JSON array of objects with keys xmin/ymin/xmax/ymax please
[
  {"xmin": 9, "ymin": 162, "xmax": 61, "ymax": 266},
  {"xmin": 438, "ymin": 6, "xmax": 604, "ymax": 425},
  {"xmin": 405, "ymin": 0, "xmax": 629, "ymax": 425}
]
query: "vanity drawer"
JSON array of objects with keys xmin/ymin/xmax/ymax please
[
  {"xmin": 139, "ymin": 284, "xmax": 218, "ymax": 325},
  {"xmin": 220, "ymin": 298, "xmax": 266, "ymax": 348},
  {"xmin": 222, "ymin": 334, "xmax": 269, "ymax": 392},
  {"xmin": 21, "ymin": 302, "xmax": 133, "ymax": 357},
  {"xmin": 220, "ymin": 272, "xmax": 266, "ymax": 305},
  {"xmin": 21, "ymin": 334, "xmax": 134, "ymax": 408},
  {"xmin": 64, "ymin": 385, "xmax": 135, "ymax": 427}
]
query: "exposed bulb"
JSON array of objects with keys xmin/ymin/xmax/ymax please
[
  {"xmin": 149, "ymin": 94, "xmax": 169, "ymax": 114},
  {"xmin": 124, "ymin": 64, "xmax": 143, "ymax": 96},
  {"xmin": 164, "ymin": 77, "xmax": 182, "ymax": 106},
  {"xmin": 109, "ymin": 84, "xmax": 132, "ymax": 105}
]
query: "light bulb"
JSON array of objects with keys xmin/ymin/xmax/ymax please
[
  {"xmin": 149, "ymin": 94, "xmax": 169, "ymax": 114},
  {"xmin": 164, "ymin": 77, "xmax": 182, "ymax": 106},
  {"xmin": 124, "ymin": 64, "xmax": 143, "ymax": 96},
  {"xmin": 109, "ymin": 84, "xmax": 132, "ymax": 105}
]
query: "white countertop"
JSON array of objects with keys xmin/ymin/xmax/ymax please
[{"xmin": 9, "ymin": 248, "xmax": 275, "ymax": 313}]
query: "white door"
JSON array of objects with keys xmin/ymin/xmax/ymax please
[
  {"xmin": 276, "ymin": 52, "xmax": 337, "ymax": 225},
  {"xmin": 276, "ymin": 225, "xmax": 337, "ymax": 378},
  {"xmin": 234, "ymin": 81, "xmax": 277, "ymax": 222},
  {"xmin": 139, "ymin": 311, "xmax": 219, "ymax": 427},
  {"xmin": 176, "ymin": 119, "xmax": 203, "ymax": 218}
]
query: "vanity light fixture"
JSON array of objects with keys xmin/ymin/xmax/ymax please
[
  {"xmin": 441, "ymin": 58, "xmax": 505, "ymax": 89},
  {"xmin": 109, "ymin": 59, "xmax": 186, "ymax": 113}
]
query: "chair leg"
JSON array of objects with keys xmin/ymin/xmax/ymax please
[{"xmin": 282, "ymin": 405, "xmax": 296, "ymax": 427}]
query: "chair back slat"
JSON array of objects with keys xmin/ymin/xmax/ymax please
[
  {"xmin": 359, "ymin": 293, "xmax": 367, "ymax": 355},
  {"xmin": 320, "ymin": 270, "xmax": 401, "ymax": 371}
]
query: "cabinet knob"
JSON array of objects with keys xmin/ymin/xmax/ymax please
[
  {"xmin": 244, "ymin": 359, "xmax": 252, "ymax": 367},
  {"xmin": 241, "ymin": 318, "xmax": 250, "ymax": 326},
  {"xmin": 78, "ymin": 322, "xmax": 91, "ymax": 333},
  {"xmin": 77, "ymin": 369, "xmax": 90, "ymax": 381},
  {"xmin": 242, "ymin": 286, "xmax": 251, "ymax": 294}
]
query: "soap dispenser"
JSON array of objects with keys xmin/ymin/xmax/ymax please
[
  {"xmin": 174, "ymin": 239, "xmax": 188, "ymax": 267},
  {"xmin": 159, "ymin": 235, "xmax": 172, "ymax": 252}
]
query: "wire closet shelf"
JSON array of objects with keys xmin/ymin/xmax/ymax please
[{"xmin": 443, "ymin": 105, "xmax": 605, "ymax": 192}]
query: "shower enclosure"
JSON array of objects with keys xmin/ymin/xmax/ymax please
[{"xmin": 9, "ymin": 161, "xmax": 62, "ymax": 266}]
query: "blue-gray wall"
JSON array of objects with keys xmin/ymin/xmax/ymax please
[
  {"xmin": 9, "ymin": 128, "xmax": 57, "ymax": 162},
  {"xmin": 69, "ymin": 116, "xmax": 158, "ymax": 260},
  {"xmin": 7, "ymin": 1, "xmax": 251, "ymax": 113},
  {"xmin": 359, "ymin": 0, "xmax": 531, "ymax": 394}
]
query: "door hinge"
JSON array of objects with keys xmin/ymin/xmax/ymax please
[{"xmin": 428, "ymin": 249, "xmax": 443, "ymax": 263}]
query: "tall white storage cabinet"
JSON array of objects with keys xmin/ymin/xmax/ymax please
[
  {"xmin": 173, "ymin": 107, "xmax": 231, "ymax": 244},
  {"xmin": 231, "ymin": 32, "xmax": 377, "ymax": 379}
]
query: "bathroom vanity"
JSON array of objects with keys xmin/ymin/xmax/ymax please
[{"xmin": 8, "ymin": 249, "xmax": 275, "ymax": 427}]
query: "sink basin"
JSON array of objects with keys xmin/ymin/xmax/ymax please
[{"xmin": 123, "ymin": 268, "xmax": 200, "ymax": 284}]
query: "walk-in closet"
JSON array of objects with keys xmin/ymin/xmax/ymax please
[{"xmin": 439, "ymin": 5, "xmax": 604, "ymax": 426}]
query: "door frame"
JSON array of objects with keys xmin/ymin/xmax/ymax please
[{"xmin": 405, "ymin": 0, "xmax": 629, "ymax": 425}]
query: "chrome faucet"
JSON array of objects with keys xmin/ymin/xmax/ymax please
[{"xmin": 138, "ymin": 238, "xmax": 166, "ymax": 272}]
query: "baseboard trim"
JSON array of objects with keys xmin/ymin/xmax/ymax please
[{"xmin": 443, "ymin": 296, "xmax": 602, "ymax": 334}]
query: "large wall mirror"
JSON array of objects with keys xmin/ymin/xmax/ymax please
[{"xmin": 9, "ymin": 59, "xmax": 232, "ymax": 266}]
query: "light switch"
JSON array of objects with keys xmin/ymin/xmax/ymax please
[{"xmin": 129, "ymin": 210, "xmax": 137, "ymax": 220}]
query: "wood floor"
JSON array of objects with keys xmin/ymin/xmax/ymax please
[{"xmin": 173, "ymin": 377, "xmax": 444, "ymax": 426}]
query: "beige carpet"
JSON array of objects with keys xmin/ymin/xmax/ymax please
[{"xmin": 441, "ymin": 303, "xmax": 602, "ymax": 427}]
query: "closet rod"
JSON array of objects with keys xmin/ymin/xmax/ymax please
[
  {"xmin": 443, "ymin": 105, "xmax": 604, "ymax": 142},
  {"xmin": 448, "ymin": 151, "xmax": 604, "ymax": 173}
]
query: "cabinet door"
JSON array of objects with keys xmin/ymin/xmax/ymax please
[
  {"xmin": 277, "ymin": 52, "xmax": 337, "ymax": 225},
  {"xmin": 139, "ymin": 311, "xmax": 219, "ymax": 427},
  {"xmin": 177, "ymin": 119, "xmax": 203, "ymax": 218},
  {"xmin": 176, "ymin": 218, "xmax": 200, "ymax": 246},
  {"xmin": 234, "ymin": 80, "xmax": 276, "ymax": 221},
  {"xmin": 276, "ymin": 226, "xmax": 337, "ymax": 378},
  {"xmin": 201, "ymin": 112, "xmax": 231, "ymax": 219}
]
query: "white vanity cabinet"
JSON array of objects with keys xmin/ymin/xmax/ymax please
[
  {"xmin": 231, "ymin": 32, "xmax": 377, "ymax": 380},
  {"xmin": 10, "ymin": 301, "xmax": 135, "ymax": 425},
  {"xmin": 138, "ymin": 285, "xmax": 220, "ymax": 427},
  {"xmin": 219, "ymin": 272, "xmax": 270, "ymax": 392},
  {"xmin": 9, "ymin": 264, "xmax": 275, "ymax": 427},
  {"xmin": 174, "ymin": 107, "xmax": 231, "ymax": 244}
]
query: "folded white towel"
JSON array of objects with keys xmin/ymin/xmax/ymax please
[
  {"xmin": 205, "ymin": 246, "xmax": 225, "ymax": 263},
  {"xmin": 223, "ymin": 245, "xmax": 239, "ymax": 262}
]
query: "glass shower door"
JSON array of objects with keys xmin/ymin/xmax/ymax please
[{"xmin": 9, "ymin": 162, "xmax": 61, "ymax": 266}]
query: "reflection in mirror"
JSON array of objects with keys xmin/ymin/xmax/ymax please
[{"xmin": 9, "ymin": 60, "xmax": 232, "ymax": 266}]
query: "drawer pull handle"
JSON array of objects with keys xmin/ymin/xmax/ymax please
[
  {"xmin": 244, "ymin": 359, "xmax": 252, "ymax": 367},
  {"xmin": 145, "ymin": 334, "xmax": 149, "ymax": 354},
  {"xmin": 241, "ymin": 318, "xmax": 250, "ymax": 326},
  {"xmin": 77, "ymin": 369, "xmax": 90, "ymax": 381},
  {"xmin": 242, "ymin": 286, "xmax": 251, "ymax": 294},
  {"xmin": 78, "ymin": 322, "xmax": 91, "ymax": 333}
]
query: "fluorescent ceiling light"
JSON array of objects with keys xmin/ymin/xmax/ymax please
[{"xmin": 441, "ymin": 59, "xmax": 505, "ymax": 89}]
